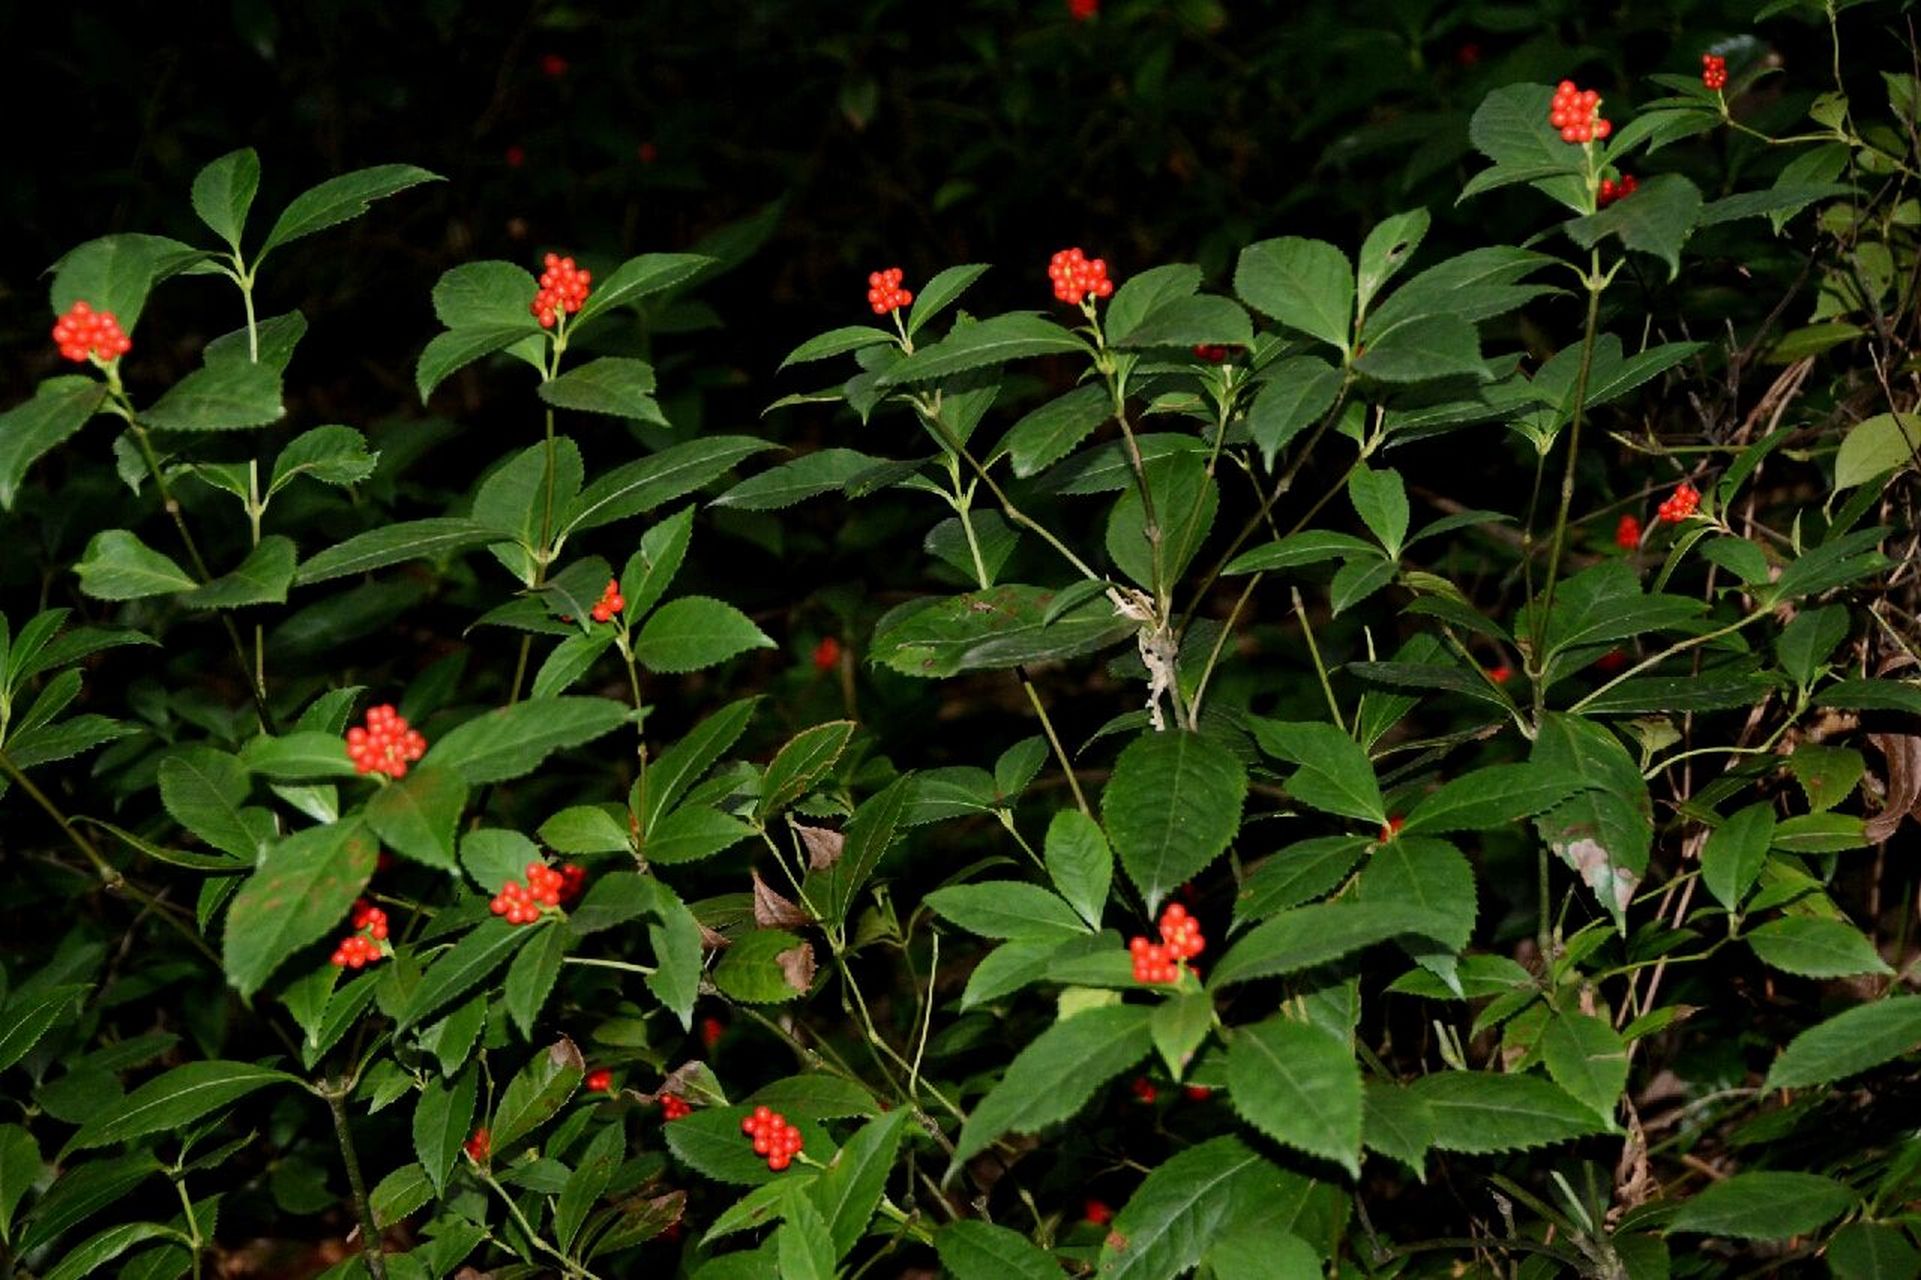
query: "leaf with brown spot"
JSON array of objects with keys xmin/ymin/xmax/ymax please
[
  {"xmin": 1866, "ymin": 733, "xmax": 1921, "ymax": 843},
  {"xmin": 777, "ymin": 943, "xmax": 818, "ymax": 992},
  {"xmin": 796, "ymin": 823, "xmax": 845, "ymax": 870},
  {"xmin": 753, "ymin": 870, "xmax": 812, "ymax": 927}
]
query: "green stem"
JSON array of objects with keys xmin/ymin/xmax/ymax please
[
  {"xmin": 1292, "ymin": 586, "xmax": 1344, "ymax": 734},
  {"xmin": 1018, "ymin": 667, "xmax": 1089, "ymax": 816},
  {"xmin": 477, "ymin": 1167, "xmax": 605, "ymax": 1280},
  {"xmin": 1566, "ymin": 611, "xmax": 1767, "ymax": 714},
  {"xmin": 323, "ymin": 1085, "xmax": 387, "ymax": 1280}
]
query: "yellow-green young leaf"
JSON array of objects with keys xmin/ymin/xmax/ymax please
[
  {"xmin": 42, "ymin": 1222, "xmax": 177, "ymax": 1280},
  {"xmin": 1227, "ymin": 1017, "xmax": 1362, "ymax": 1176},
  {"xmin": 1247, "ymin": 718, "xmax": 1383, "ymax": 826},
  {"xmin": 65, "ymin": 1061, "xmax": 299, "ymax": 1154},
  {"xmin": 75, "ymin": 530, "xmax": 196, "ymax": 601},
  {"xmin": 1103, "ymin": 729, "xmax": 1247, "ymax": 912},
  {"xmin": 0, "ymin": 986, "xmax": 87, "ymax": 1073},
  {"xmin": 370, "ymin": 1161, "xmax": 433, "ymax": 1229},
  {"xmin": 876, "ymin": 313, "xmax": 1087, "ymax": 385},
  {"xmin": 806, "ymin": 1109, "xmax": 907, "ymax": 1259},
  {"xmin": 1097, "ymin": 1136, "xmax": 1283, "ymax": 1280},
  {"xmin": 395, "ymin": 918, "xmax": 532, "ymax": 1031},
  {"xmin": 1234, "ymin": 236, "xmax": 1353, "ymax": 354},
  {"xmin": 363, "ymin": 765, "xmax": 466, "ymax": 871},
  {"xmin": 953, "ymin": 1004, "xmax": 1153, "ymax": 1161},
  {"xmin": 714, "ymin": 929, "xmax": 813, "ymax": 1003},
  {"xmin": 259, "ymin": 164, "xmax": 441, "ymax": 257},
  {"xmin": 1766, "ymin": 996, "xmax": 1921, "ymax": 1089},
  {"xmin": 489, "ymin": 1037, "xmax": 584, "ymax": 1150},
  {"xmin": 1541, "ymin": 1012, "xmax": 1629, "ymax": 1120},
  {"xmin": 0, "ymin": 378, "xmax": 109, "ymax": 510},
  {"xmin": 924, "ymin": 882, "xmax": 1090, "ymax": 941},
  {"xmin": 1411, "ymin": 1071, "xmax": 1610, "ymax": 1154},
  {"xmin": 412, "ymin": 1063, "xmax": 477, "ymax": 1194},
  {"xmin": 504, "ymin": 919, "xmax": 572, "ymax": 1038},
  {"xmin": 222, "ymin": 821, "xmax": 379, "ymax": 998},
  {"xmin": 633, "ymin": 596, "xmax": 774, "ymax": 674},
  {"xmin": 423, "ymin": 695, "xmax": 628, "ymax": 785},
  {"xmin": 1667, "ymin": 1171, "xmax": 1853, "ymax": 1240},
  {"xmin": 665, "ymin": 1105, "xmax": 835, "ymax": 1186},
  {"xmin": 1746, "ymin": 917, "xmax": 1891, "ymax": 979},
  {"xmin": 1700, "ymin": 803, "xmax": 1775, "ymax": 911},
  {"xmin": 554, "ymin": 1117, "xmax": 626, "ymax": 1253},
  {"xmin": 756, "ymin": 720, "xmax": 855, "ymax": 821},
  {"xmin": 143, "ymin": 360, "xmax": 284, "ymax": 432},
  {"xmin": 1834, "ymin": 412, "xmax": 1921, "ymax": 489},
  {"xmin": 935, "ymin": 1220, "xmax": 1063, "ymax": 1280}
]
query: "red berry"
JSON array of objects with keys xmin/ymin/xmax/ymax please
[
  {"xmin": 464, "ymin": 1128, "xmax": 491, "ymax": 1162},
  {"xmin": 1596, "ymin": 649, "xmax": 1629, "ymax": 673},
  {"xmin": 660, "ymin": 1093, "xmax": 692, "ymax": 1120},
  {"xmin": 864, "ymin": 266, "xmax": 913, "ymax": 315},
  {"xmin": 637, "ymin": 141, "xmax": 659, "ymax": 164},
  {"xmin": 1657, "ymin": 483, "xmax": 1701, "ymax": 523},
  {"xmin": 702, "ymin": 1016, "xmax": 726, "ymax": 1050},
  {"xmin": 345, "ymin": 704, "xmax": 427, "ymax": 779},
  {"xmin": 505, "ymin": 144, "xmax": 526, "ymax": 168},
  {"xmin": 1616, "ymin": 513, "xmax": 1643, "ymax": 551},
  {"xmin": 1379, "ymin": 815, "xmax": 1406, "ymax": 843},
  {"xmin": 585, "ymin": 1068, "xmax": 613, "ymax": 1093},
  {"xmin": 1548, "ymin": 80, "xmax": 1608, "ymax": 144},
  {"xmin": 1702, "ymin": 54, "xmax": 1728, "ymax": 91},
  {"xmin": 1068, "ymin": 0, "xmax": 1098, "ymax": 18},
  {"xmin": 1048, "ymin": 247, "xmax": 1116, "ymax": 306},
  {"xmin": 530, "ymin": 253, "xmax": 592, "ymax": 328},
  {"xmin": 1084, "ymin": 1198, "xmax": 1113, "ymax": 1224},
  {"xmin": 741, "ymin": 1107, "xmax": 802, "ymax": 1170},
  {"xmin": 590, "ymin": 577, "xmax": 625, "ymax": 624},
  {"xmin": 558, "ymin": 862, "xmax": 587, "ymax": 903},
  {"xmin": 1130, "ymin": 1076, "xmax": 1158, "ymax": 1104},
  {"xmin": 1184, "ymin": 1084, "xmax": 1213, "ymax": 1101},
  {"xmin": 1488, "ymin": 665, "xmax": 1512, "ymax": 685},
  {"xmin": 813, "ymin": 635, "xmax": 842, "ymax": 672},
  {"xmin": 51, "ymin": 300, "xmax": 132, "ymax": 364},
  {"xmin": 539, "ymin": 52, "xmax": 569, "ymax": 78}
]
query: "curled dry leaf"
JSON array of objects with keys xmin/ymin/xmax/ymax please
[
  {"xmin": 776, "ymin": 941, "xmax": 817, "ymax": 992},
  {"xmin": 1865, "ymin": 732, "xmax": 1921, "ymax": 843},
  {"xmin": 752, "ymin": 870, "xmax": 812, "ymax": 927},
  {"xmin": 795, "ymin": 823, "xmax": 845, "ymax": 870}
]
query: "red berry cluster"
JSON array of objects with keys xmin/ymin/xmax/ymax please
[
  {"xmin": 660, "ymin": 1093, "xmax": 692, "ymax": 1120},
  {"xmin": 591, "ymin": 577, "xmax": 625, "ymax": 624},
  {"xmin": 1657, "ymin": 483, "xmax": 1701, "ymax": 523},
  {"xmin": 531, "ymin": 253, "xmax": 592, "ymax": 328},
  {"xmin": 492, "ymin": 861, "xmax": 568, "ymax": 924},
  {"xmin": 1192, "ymin": 344, "xmax": 1239, "ymax": 364},
  {"xmin": 1068, "ymin": 0, "xmax": 1098, "ymax": 19},
  {"xmin": 539, "ymin": 52, "xmax": 569, "ymax": 78},
  {"xmin": 1129, "ymin": 902, "xmax": 1205, "ymax": 984},
  {"xmin": 585, "ymin": 1068, "xmax": 613, "ymax": 1093},
  {"xmin": 1487, "ymin": 665, "xmax": 1513, "ymax": 685},
  {"xmin": 559, "ymin": 862, "xmax": 587, "ymax": 902},
  {"xmin": 1130, "ymin": 1076, "xmax": 1158, "ymax": 1104},
  {"xmin": 1702, "ymin": 54, "xmax": 1727, "ymax": 91},
  {"xmin": 52, "ymin": 301, "xmax": 131, "ymax": 364},
  {"xmin": 464, "ymin": 1128, "xmax": 490, "ymax": 1162},
  {"xmin": 346, "ymin": 705, "xmax": 427, "ymax": 779},
  {"xmin": 1084, "ymin": 1198, "xmax": 1113, "ymax": 1225},
  {"xmin": 331, "ymin": 933, "xmax": 381, "ymax": 968},
  {"xmin": 1184, "ymin": 1084, "xmax": 1212, "ymax": 1101},
  {"xmin": 813, "ymin": 636, "xmax": 842, "ymax": 672},
  {"xmin": 1616, "ymin": 513, "xmax": 1643, "ymax": 550},
  {"xmin": 1597, "ymin": 174, "xmax": 1638, "ymax": 207},
  {"xmin": 866, "ymin": 267, "xmax": 913, "ymax": 315},
  {"xmin": 1048, "ymin": 247, "xmax": 1115, "ymax": 305},
  {"xmin": 1549, "ymin": 80, "xmax": 1611, "ymax": 144},
  {"xmin": 742, "ymin": 1105, "xmax": 803, "ymax": 1171},
  {"xmin": 701, "ymin": 1016, "xmax": 726, "ymax": 1050}
]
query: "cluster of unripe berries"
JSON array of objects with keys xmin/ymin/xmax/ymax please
[
  {"xmin": 1048, "ymin": 247, "xmax": 1115, "ymax": 305},
  {"xmin": 1657, "ymin": 482, "xmax": 1701, "ymax": 523},
  {"xmin": 531, "ymin": 253, "xmax": 592, "ymax": 328},
  {"xmin": 590, "ymin": 577, "xmax": 626, "ymax": 624},
  {"xmin": 1549, "ymin": 81, "xmax": 1611, "ymax": 144},
  {"xmin": 1702, "ymin": 54, "xmax": 1728, "ymax": 91},
  {"xmin": 345, "ymin": 704, "xmax": 427, "ymax": 779},
  {"xmin": 1128, "ymin": 902, "xmax": 1205, "ymax": 984},
  {"xmin": 866, "ymin": 267, "xmax": 913, "ymax": 315},
  {"xmin": 742, "ymin": 1105, "xmax": 804, "ymax": 1171},
  {"xmin": 1597, "ymin": 174, "xmax": 1638, "ymax": 207},
  {"xmin": 52, "ymin": 300, "xmax": 132, "ymax": 364},
  {"xmin": 490, "ymin": 861, "xmax": 585, "ymax": 924}
]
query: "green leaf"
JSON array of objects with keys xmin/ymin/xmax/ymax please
[
  {"xmin": 994, "ymin": 384, "xmax": 1111, "ymax": 479},
  {"xmin": 49, "ymin": 233, "xmax": 209, "ymax": 331},
  {"xmin": 807, "ymin": 1109, "xmax": 906, "ymax": 1259},
  {"xmin": 1348, "ymin": 466, "xmax": 1409, "ymax": 558},
  {"xmin": 1246, "ymin": 358, "xmax": 1341, "ymax": 470},
  {"xmin": 0, "ymin": 986, "xmax": 86, "ymax": 1073},
  {"xmin": 293, "ymin": 517, "xmax": 494, "ymax": 585},
  {"xmin": 424, "ymin": 696, "xmax": 628, "ymax": 784},
  {"xmin": 415, "ymin": 325, "xmax": 539, "ymax": 401},
  {"xmin": 1212, "ymin": 901, "xmax": 1455, "ymax": 989},
  {"xmin": 665, "ymin": 1105, "xmax": 832, "ymax": 1186},
  {"xmin": 1234, "ymin": 236, "xmax": 1354, "ymax": 354},
  {"xmin": 0, "ymin": 378, "xmax": 108, "ymax": 510},
  {"xmin": 181, "ymin": 536, "xmax": 296, "ymax": 609},
  {"xmin": 158, "ymin": 749, "xmax": 267, "ymax": 863},
  {"xmin": 1772, "ymin": 812, "xmax": 1868, "ymax": 853},
  {"xmin": 1105, "ymin": 452, "xmax": 1217, "ymax": 587},
  {"xmin": 935, "ymin": 1220, "xmax": 1063, "ymax": 1280},
  {"xmin": 74, "ymin": 530, "xmax": 196, "ymax": 600},
  {"xmin": 639, "ymin": 696, "xmax": 759, "ymax": 829},
  {"xmin": 1227, "ymin": 1016, "xmax": 1362, "ymax": 1175},
  {"xmin": 538, "ymin": 805, "xmax": 629, "ymax": 855},
  {"xmin": 490, "ymin": 1037, "xmax": 585, "ymax": 1149},
  {"xmin": 1541, "ymin": 1012, "xmax": 1628, "ymax": 1120},
  {"xmin": 870, "ymin": 584, "xmax": 1134, "ymax": 678},
  {"xmin": 1464, "ymin": 84, "xmax": 1586, "ymax": 213},
  {"xmin": 1044, "ymin": 809, "xmax": 1112, "ymax": 930},
  {"xmin": 1249, "ymin": 718, "xmax": 1385, "ymax": 825},
  {"xmin": 648, "ymin": 885, "xmax": 703, "ymax": 1030},
  {"xmin": 1357, "ymin": 209, "xmax": 1431, "ymax": 315},
  {"xmin": 1814, "ymin": 678, "xmax": 1921, "ymax": 716},
  {"xmin": 3, "ymin": 715, "xmax": 136, "ymax": 771},
  {"xmin": 1747, "ymin": 917, "xmax": 1890, "ymax": 978},
  {"xmin": 222, "ymin": 821, "xmax": 378, "ymax": 997},
  {"xmin": 259, "ymin": 164, "xmax": 441, "ymax": 257},
  {"xmin": 1835, "ymin": 413, "xmax": 1921, "ymax": 488},
  {"xmin": 143, "ymin": 359, "xmax": 283, "ymax": 432},
  {"xmin": 714, "ymin": 449, "xmax": 886, "ymax": 511},
  {"xmin": 906, "ymin": 264, "xmax": 992, "ymax": 338},
  {"xmin": 1234, "ymin": 836, "xmax": 1372, "ymax": 924},
  {"xmin": 778, "ymin": 325, "xmax": 894, "ymax": 369},
  {"xmin": 1413, "ymin": 1071, "xmax": 1610, "ymax": 1153},
  {"xmin": 925, "ymin": 882, "xmax": 1091, "ymax": 941},
  {"xmin": 1403, "ymin": 764, "xmax": 1581, "ymax": 836},
  {"xmin": 1353, "ymin": 314, "xmax": 1486, "ymax": 383},
  {"xmin": 563, "ymin": 437, "xmax": 775, "ymax": 535},
  {"xmin": 1096, "ymin": 1136, "xmax": 1280, "ymax": 1280},
  {"xmin": 1767, "ymin": 997, "xmax": 1921, "ymax": 1089},
  {"xmin": 1150, "ymin": 990, "xmax": 1214, "ymax": 1080},
  {"xmin": 204, "ymin": 311, "xmax": 308, "ymax": 376},
  {"xmin": 554, "ymin": 1118, "xmax": 624, "ymax": 1252},
  {"xmin": 878, "ymin": 313, "xmax": 1088, "ymax": 384},
  {"xmin": 362, "ymin": 766, "xmax": 465, "ymax": 872},
  {"xmin": 1701, "ymin": 803, "xmax": 1774, "ymax": 911},
  {"xmin": 538, "ymin": 357, "xmax": 662, "ymax": 421},
  {"xmin": 571, "ymin": 253, "xmax": 714, "ymax": 328},
  {"xmin": 745, "ymin": 1076, "xmax": 882, "ymax": 1122},
  {"xmin": 412, "ymin": 1064, "xmax": 477, "ymax": 1194},
  {"xmin": 1103, "ymin": 730, "xmax": 1247, "ymax": 911},
  {"xmin": 1790, "ymin": 743, "xmax": 1864, "ymax": 813},
  {"xmin": 776, "ymin": 1189, "xmax": 836, "ymax": 1280},
  {"xmin": 370, "ymin": 1162, "xmax": 433, "ymax": 1230},
  {"xmin": 190, "ymin": 148, "xmax": 261, "ymax": 248},
  {"xmin": 1223, "ymin": 530, "xmax": 1380, "ymax": 576},
  {"xmin": 396, "ymin": 918, "xmax": 532, "ymax": 1031},
  {"xmin": 1667, "ymin": 1171, "xmax": 1853, "ymax": 1239},
  {"xmin": 1110, "ymin": 295, "xmax": 1253, "ymax": 350},
  {"xmin": 1563, "ymin": 174, "xmax": 1703, "ymax": 279},
  {"xmin": 757, "ymin": 720, "xmax": 855, "ymax": 821},
  {"xmin": 1355, "ymin": 837, "xmax": 1476, "ymax": 958},
  {"xmin": 953, "ymin": 1004, "xmax": 1153, "ymax": 1162},
  {"xmin": 817, "ymin": 776, "xmax": 913, "ymax": 928},
  {"xmin": 1362, "ymin": 1080, "xmax": 1435, "ymax": 1173},
  {"xmin": 43, "ymin": 1222, "xmax": 177, "ymax": 1280},
  {"xmin": 504, "ymin": 919, "xmax": 571, "ymax": 1038},
  {"xmin": 0, "ymin": 1124, "xmax": 41, "ymax": 1243},
  {"xmin": 1828, "ymin": 1222, "xmax": 1921, "ymax": 1280},
  {"xmin": 430, "ymin": 261, "xmax": 540, "ymax": 330},
  {"xmin": 714, "ymin": 929, "xmax": 813, "ymax": 1003},
  {"xmin": 633, "ymin": 596, "xmax": 775, "ymax": 673},
  {"xmin": 66, "ymin": 1061, "xmax": 298, "ymax": 1153},
  {"xmin": 240, "ymin": 731, "xmax": 358, "ymax": 780},
  {"xmin": 1532, "ymin": 712, "xmax": 1652, "ymax": 929}
]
